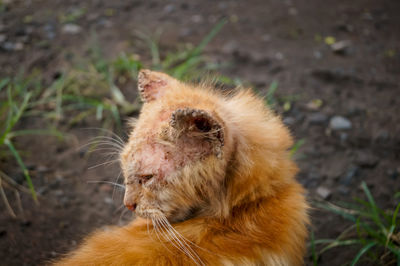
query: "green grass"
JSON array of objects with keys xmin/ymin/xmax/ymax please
[{"xmin": 312, "ymin": 182, "xmax": 400, "ymax": 265}]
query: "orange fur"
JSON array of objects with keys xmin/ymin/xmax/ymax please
[{"xmin": 55, "ymin": 70, "xmax": 309, "ymax": 266}]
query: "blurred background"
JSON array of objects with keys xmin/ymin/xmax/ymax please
[{"xmin": 0, "ymin": 0, "xmax": 399, "ymax": 265}]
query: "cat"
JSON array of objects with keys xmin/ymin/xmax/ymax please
[{"xmin": 55, "ymin": 69, "xmax": 309, "ymax": 265}]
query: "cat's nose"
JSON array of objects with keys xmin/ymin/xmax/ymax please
[{"xmin": 125, "ymin": 202, "xmax": 137, "ymax": 211}]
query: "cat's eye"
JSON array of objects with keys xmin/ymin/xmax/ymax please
[{"xmin": 136, "ymin": 174, "xmax": 154, "ymax": 185}]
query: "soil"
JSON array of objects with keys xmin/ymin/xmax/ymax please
[{"xmin": 1, "ymin": 0, "xmax": 399, "ymax": 265}]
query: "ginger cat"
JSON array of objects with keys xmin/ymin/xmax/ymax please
[{"xmin": 55, "ymin": 70, "xmax": 309, "ymax": 265}]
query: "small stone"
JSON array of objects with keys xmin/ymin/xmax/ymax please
[
  {"xmin": 275, "ymin": 52, "xmax": 284, "ymax": 60},
  {"xmin": 283, "ymin": 116, "xmax": 295, "ymax": 126},
  {"xmin": 288, "ymin": 7, "xmax": 297, "ymax": 16},
  {"xmin": 355, "ymin": 152, "xmax": 378, "ymax": 168},
  {"xmin": 316, "ymin": 186, "xmax": 331, "ymax": 199},
  {"xmin": 261, "ymin": 34, "xmax": 271, "ymax": 42},
  {"xmin": 337, "ymin": 186, "xmax": 350, "ymax": 195},
  {"xmin": 191, "ymin": 15, "xmax": 203, "ymax": 23},
  {"xmin": 104, "ymin": 197, "xmax": 113, "ymax": 204},
  {"xmin": 1, "ymin": 41, "xmax": 14, "ymax": 51},
  {"xmin": 305, "ymin": 99, "xmax": 323, "ymax": 110},
  {"xmin": 222, "ymin": 41, "xmax": 238, "ymax": 54},
  {"xmin": 62, "ymin": 24, "xmax": 82, "ymax": 34},
  {"xmin": 329, "ymin": 116, "xmax": 352, "ymax": 130},
  {"xmin": 340, "ymin": 132, "xmax": 348, "ymax": 142},
  {"xmin": 387, "ymin": 169, "xmax": 399, "ymax": 180},
  {"xmin": 309, "ymin": 112, "xmax": 328, "ymax": 125},
  {"xmin": 341, "ymin": 165, "xmax": 359, "ymax": 185},
  {"xmin": 313, "ymin": 51, "xmax": 322, "ymax": 59},
  {"xmin": 163, "ymin": 4, "xmax": 175, "ymax": 13},
  {"xmin": 331, "ymin": 40, "xmax": 351, "ymax": 55},
  {"xmin": 54, "ymin": 189, "xmax": 64, "ymax": 197}
]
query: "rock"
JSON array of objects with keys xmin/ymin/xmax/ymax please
[
  {"xmin": 283, "ymin": 116, "xmax": 295, "ymax": 126},
  {"xmin": 163, "ymin": 4, "xmax": 175, "ymax": 13},
  {"xmin": 104, "ymin": 197, "xmax": 113, "ymax": 204},
  {"xmin": 331, "ymin": 40, "xmax": 352, "ymax": 55},
  {"xmin": 1, "ymin": 41, "xmax": 23, "ymax": 51},
  {"xmin": 387, "ymin": 169, "xmax": 399, "ymax": 180},
  {"xmin": 329, "ymin": 116, "xmax": 352, "ymax": 130},
  {"xmin": 308, "ymin": 112, "xmax": 328, "ymax": 125},
  {"xmin": 191, "ymin": 15, "xmax": 204, "ymax": 23},
  {"xmin": 222, "ymin": 41, "xmax": 238, "ymax": 54},
  {"xmin": 305, "ymin": 99, "xmax": 323, "ymax": 111},
  {"xmin": 338, "ymin": 186, "xmax": 350, "ymax": 195},
  {"xmin": 62, "ymin": 24, "xmax": 82, "ymax": 34},
  {"xmin": 179, "ymin": 27, "xmax": 192, "ymax": 37},
  {"xmin": 340, "ymin": 132, "xmax": 348, "ymax": 142},
  {"xmin": 341, "ymin": 165, "xmax": 359, "ymax": 185},
  {"xmin": 313, "ymin": 50, "xmax": 322, "ymax": 59},
  {"xmin": 261, "ymin": 34, "xmax": 271, "ymax": 42},
  {"xmin": 0, "ymin": 34, "xmax": 6, "ymax": 43},
  {"xmin": 316, "ymin": 186, "xmax": 331, "ymax": 199},
  {"xmin": 354, "ymin": 152, "xmax": 378, "ymax": 168}
]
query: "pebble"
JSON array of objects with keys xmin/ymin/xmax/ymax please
[
  {"xmin": 191, "ymin": 15, "xmax": 204, "ymax": 23},
  {"xmin": 222, "ymin": 41, "xmax": 238, "ymax": 54},
  {"xmin": 337, "ymin": 186, "xmax": 350, "ymax": 195},
  {"xmin": 329, "ymin": 116, "xmax": 352, "ymax": 130},
  {"xmin": 1, "ymin": 41, "xmax": 23, "ymax": 51},
  {"xmin": 104, "ymin": 197, "xmax": 113, "ymax": 204},
  {"xmin": 62, "ymin": 24, "xmax": 82, "ymax": 34},
  {"xmin": 316, "ymin": 186, "xmax": 332, "ymax": 199},
  {"xmin": 309, "ymin": 112, "xmax": 328, "ymax": 125},
  {"xmin": 341, "ymin": 165, "xmax": 359, "ymax": 185},
  {"xmin": 163, "ymin": 4, "xmax": 175, "ymax": 13},
  {"xmin": 283, "ymin": 116, "xmax": 296, "ymax": 126},
  {"xmin": 354, "ymin": 152, "xmax": 378, "ymax": 168},
  {"xmin": 331, "ymin": 40, "xmax": 351, "ymax": 55}
]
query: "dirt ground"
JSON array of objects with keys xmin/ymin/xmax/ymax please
[{"xmin": 1, "ymin": 0, "xmax": 399, "ymax": 265}]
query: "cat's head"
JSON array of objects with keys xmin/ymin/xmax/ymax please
[{"xmin": 120, "ymin": 70, "xmax": 232, "ymax": 222}]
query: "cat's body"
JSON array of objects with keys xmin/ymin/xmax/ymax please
[{"xmin": 56, "ymin": 70, "xmax": 309, "ymax": 266}]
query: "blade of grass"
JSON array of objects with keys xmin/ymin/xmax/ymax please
[
  {"xmin": 310, "ymin": 231, "xmax": 318, "ymax": 266},
  {"xmin": 351, "ymin": 242, "xmax": 376, "ymax": 266},
  {"xmin": 0, "ymin": 78, "xmax": 10, "ymax": 92},
  {"xmin": 171, "ymin": 19, "xmax": 226, "ymax": 79},
  {"xmin": 361, "ymin": 182, "xmax": 386, "ymax": 233},
  {"xmin": 0, "ymin": 177, "xmax": 17, "ymax": 218},
  {"xmin": 4, "ymin": 139, "xmax": 38, "ymax": 203},
  {"xmin": 266, "ymin": 81, "xmax": 278, "ymax": 107}
]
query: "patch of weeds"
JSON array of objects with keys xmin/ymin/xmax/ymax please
[
  {"xmin": 0, "ymin": 75, "xmax": 63, "ymax": 209},
  {"xmin": 265, "ymin": 80, "xmax": 278, "ymax": 107},
  {"xmin": 312, "ymin": 182, "xmax": 400, "ymax": 265},
  {"xmin": 58, "ymin": 7, "xmax": 86, "ymax": 24},
  {"xmin": 136, "ymin": 19, "xmax": 228, "ymax": 81}
]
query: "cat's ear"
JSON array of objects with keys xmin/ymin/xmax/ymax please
[
  {"xmin": 137, "ymin": 69, "xmax": 177, "ymax": 102},
  {"xmin": 170, "ymin": 108, "xmax": 224, "ymax": 158}
]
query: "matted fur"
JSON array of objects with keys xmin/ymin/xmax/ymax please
[{"xmin": 55, "ymin": 70, "xmax": 309, "ymax": 266}]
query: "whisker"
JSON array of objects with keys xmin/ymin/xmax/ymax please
[
  {"xmin": 112, "ymin": 170, "xmax": 123, "ymax": 200},
  {"xmin": 88, "ymin": 158, "xmax": 121, "ymax": 170},
  {"xmin": 81, "ymin": 140, "xmax": 124, "ymax": 151},
  {"xmin": 87, "ymin": 180, "xmax": 125, "ymax": 189},
  {"xmin": 82, "ymin": 127, "xmax": 126, "ymax": 145},
  {"xmin": 158, "ymin": 215, "xmax": 204, "ymax": 266}
]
